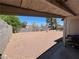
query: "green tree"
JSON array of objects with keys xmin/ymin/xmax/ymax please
[
  {"xmin": 46, "ymin": 17, "xmax": 57, "ymax": 30},
  {"xmin": 41, "ymin": 24, "xmax": 44, "ymax": 28},
  {"xmin": 21, "ymin": 22, "xmax": 27, "ymax": 28},
  {"xmin": 0, "ymin": 15, "xmax": 22, "ymax": 33},
  {"xmin": 40, "ymin": 24, "xmax": 46, "ymax": 31},
  {"xmin": 32, "ymin": 22, "xmax": 38, "ymax": 28},
  {"xmin": 31, "ymin": 22, "xmax": 39, "ymax": 31},
  {"xmin": 40, "ymin": 24, "xmax": 44, "ymax": 31}
]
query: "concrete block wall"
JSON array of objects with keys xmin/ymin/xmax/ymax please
[{"xmin": 0, "ymin": 20, "xmax": 12, "ymax": 54}]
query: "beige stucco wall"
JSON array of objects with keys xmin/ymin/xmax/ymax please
[
  {"xmin": 63, "ymin": 16, "xmax": 79, "ymax": 44},
  {"xmin": 65, "ymin": 16, "xmax": 79, "ymax": 35}
]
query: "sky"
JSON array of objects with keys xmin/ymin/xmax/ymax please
[
  {"xmin": 18, "ymin": 16, "xmax": 63, "ymax": 26},
  {"xmin": 56, "ymin": 18, "xmax": 63, "ymax": 26}
]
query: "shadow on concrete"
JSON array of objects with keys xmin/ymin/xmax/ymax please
[
  {"xmin": 37, "ymin": 37, "xmax": 79, "ymax": 59},
  {"xmin": 37, "ymin": 37, "xmax": 63, "ymax": 59}
]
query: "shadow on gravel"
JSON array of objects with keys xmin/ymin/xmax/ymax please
[{"xmin": 37, "ymin": 37, "xmax": 63, "ymax": 59}]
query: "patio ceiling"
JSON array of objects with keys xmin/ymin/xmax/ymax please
[
  {"xmin": 0, "ymin": 4, "xmax": 60, "ymax": 17},
  {"xmin": 0, "ymin": 0, "xmax": 73, "ymax": 17},
  {"xmin": 65, "ymin": 0, "xmax": 79, "ymax": 15},
  {"xmin": 47, "ymin": 0, "xmax": 79, "ymax": 16}
]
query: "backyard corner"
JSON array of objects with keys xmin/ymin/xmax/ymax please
[{"xmin": 4, "ymin": 30, "xmax": 63, "ymax": 59}]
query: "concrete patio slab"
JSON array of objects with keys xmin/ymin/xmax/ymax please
[{"xmin": 37, "ymin": 42, "xmax": 79, "ymax": 59}]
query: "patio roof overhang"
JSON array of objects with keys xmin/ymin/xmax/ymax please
[
  {"xmin": 0, "ymin": 4, "xmax": 65, "ymax": 17},
  {"xmin": 0, "ymin": 0, "xmax": 75, "ymax": 17}
]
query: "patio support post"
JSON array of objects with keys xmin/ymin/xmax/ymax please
[
  {"xmin": 0, "ymin": 54, "xmax": 2, "ymax": 59},
  {"xmin": 63, "ymin": 18, "xmax": 67, "ymax": 46}
]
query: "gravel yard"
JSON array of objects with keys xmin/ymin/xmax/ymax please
[{"xmin": 4, "ymin": 31, "xmax": 63, "ymax": 59}]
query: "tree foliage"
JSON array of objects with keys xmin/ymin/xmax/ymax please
[
  {"xmin": 31, "ymin": 22, "xmax": 39, "ymax": 31},
  {"xmin": 46, "ymin": 17, "xmax": 63, "ymax": 30},
  {"xmin": 40, "ymin": 24, "xmax": 45, "ymax": 29},
  {"xmin": 46, "ymin": 17, "xmax": 53, "ymax": 30},
  {"xmin": 21, "ymin": 22, "xmax": 27, "ymax": 28},
  {"xmin": 32, "ymin": 22, "xmax": 39, "ymax": 28},
  {"xmin": 0, "ymin": 15, "xmax": 22, "ymax": 33}
]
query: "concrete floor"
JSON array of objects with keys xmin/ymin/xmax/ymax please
[{"xmin": 37, "ymin": 42, "xmax": 79, "ymax": 59}]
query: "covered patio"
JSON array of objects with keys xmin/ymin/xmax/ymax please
[{"xmin": 0, "ymin": 0, "xmax": 79, "ymax": 59}]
